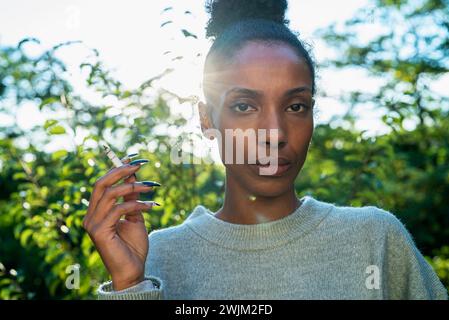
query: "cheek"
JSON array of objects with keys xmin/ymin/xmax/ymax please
[
  {"xmin": 216, "ymin": 112, "xmax": 252, "ymax": 155},
  {"xmin": 217, "ymin": 108, "xmax": 239, "ymax": 130},
  {"xmin": 294, "ymin": 118, "xmax": 314, "ymax": 138},
  {"xmin": 287, "ymin": 118, "xmax": 314, "ymax": 151}
]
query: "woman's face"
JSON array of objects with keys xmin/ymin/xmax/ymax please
[{"xmin": 200, "ymin": 41, "xmax": 314, "ymax": 198}]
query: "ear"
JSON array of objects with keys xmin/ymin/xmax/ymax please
[{"xmin": 198, "ymin": 101, "xmax": 215, "ymax": 135}]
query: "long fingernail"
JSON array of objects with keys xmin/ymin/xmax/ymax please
[
  {"xmin": 129, "ymin": 159, "xmax": 149, "ymax": 166},
  {"xmin": 139, "ymin": 181, "xmax": 161, "ymax": 187}
]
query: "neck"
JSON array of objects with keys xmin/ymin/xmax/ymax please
[{"xmin": 216, "ymin": 174, "xmax": 300, "ymax": 225}]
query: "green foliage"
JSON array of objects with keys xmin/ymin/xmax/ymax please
[{"xmin": 427, "ymin": 246, "xmax": 449, "ymax": 289}]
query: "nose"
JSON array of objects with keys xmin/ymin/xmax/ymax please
[{"xmin": 258, "ymin": 108, "xmax": 287, "ymax": 149}]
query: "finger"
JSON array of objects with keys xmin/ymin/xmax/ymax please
[
  {"xmin": 85, "ymin": 164, "xmax": 146, "ymax": 223},
  {"xmin": 123, "ymin": 165, "xmax": 142, "ymax": 220},
  {"xmin": 122, "ymin": 153, "xmax": 139, "ymax": 197},
  {"xmin": 102, "ymin": 200, "xmax": 157, "ymax": 229},
  {"xmin": 122, "ymin": 157, "xmax": 147, "ymax": 182},
  {"xmin": 90, "ymin": 182, "xmax": 155, "ymax": 225},
  {"xmin": 120, "ymin": 153, "xmax": 138, "ymax": 163},
  {"xmin": 124, "ymin": 171, "xmax": 138, "ymax": 202},
  {"xmin": 122, "ymin": 161, "xmax": 137, "ymax": 184},
  {"xmin": 86, "ymin": 164, "xmax": 141, "ymax": 227},
  {"xmin": 124, "ymin": 209, "xmax": 144, "ymax": 223}
]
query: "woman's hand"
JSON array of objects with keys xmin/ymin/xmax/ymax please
[{"xmin": 83, "ymin": 161, "xmax": 159, "ymax": 291}]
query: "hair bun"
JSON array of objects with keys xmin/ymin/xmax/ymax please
[{"xmin": 205, "ymin": 0, "xmax": 289, "ymax": 39}]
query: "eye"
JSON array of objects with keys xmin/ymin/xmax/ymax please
[
  {"xmin": 286, "ymin": 103, "xmax": 308, "ymax": 113},
  {"xmin": 231, "ymin": 103, "xmax": 256, "ymax": 113}
]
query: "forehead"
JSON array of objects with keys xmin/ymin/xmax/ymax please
[{"xmin": 204, "ymin": 41, "xmax": 312, "ymax": 96}]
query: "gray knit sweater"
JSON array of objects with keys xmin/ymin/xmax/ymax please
[{"xmin": 97, "ymin": 195, "xmax": 448, "ymax": 300}]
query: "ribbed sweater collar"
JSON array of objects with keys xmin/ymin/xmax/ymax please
[{"xmin": 184, "ymin": 195, "xmax": 334, "ymax": 251}]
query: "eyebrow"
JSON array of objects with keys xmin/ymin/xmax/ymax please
[{"xmin": 224, "ymin": 86, "xmax": 312, "ymax": 99}]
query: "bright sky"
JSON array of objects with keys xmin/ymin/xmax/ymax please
[{"xmin": 1, "ymin": 0, "xmax": 396, "ymax": 155}]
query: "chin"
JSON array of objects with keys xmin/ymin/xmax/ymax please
[
  {"xmin": 225, "ymin": 163, "xmax": 301, "ymax": 198},
  {"xmin": 249, "ymin": 186, "xmax": 291, "ymax": 198},
  {"xmin": 238, "ymin": 170, "xmax": 297, "ymax": 198}
]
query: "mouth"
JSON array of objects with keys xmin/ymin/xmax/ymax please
[{"xmin": 251, "ymin": 157, "xmax": 292, "ymax": 177}]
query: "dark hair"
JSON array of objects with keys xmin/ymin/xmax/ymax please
[{"xmin": 203, "ymin": 0, "xmax": 316, "ymax": 98}]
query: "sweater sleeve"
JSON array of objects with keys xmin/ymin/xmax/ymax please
[
  {"xmin": 382, "ymin": 212, "xmax": 448, "ymax": 300},
  {"xmin": 97, "ymin": 276, "xmax": 163, "ymax": 300}
]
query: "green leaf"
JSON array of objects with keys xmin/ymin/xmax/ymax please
[
  {"xmin": 39, "ymin": 97, "xmax": 59, "ymax": 110},
  {"xmin": 44, "ymin": 119, "xmax": 58, "ymax": 130},
  {"xmin": 48, "ymin": 125, "xmax": 66, "ymax": 135},
  {"xmin": 36, "ymin": 166, "xmax": 46, "ymax": 177},
  {"xmin": 88, "ymin": 251, "xmax": 100, "ymax": 267},
  {"xmin": 20, "ymin": 229, "xmax": 34, "ymax": 246},
  {"xmin": 121, "ymin": 91, "xmax": 132, "ymax": 98},
  {"xmin": 51, "ymin": 150, "xmax": 68, "ymax": 160},
  {"xmin": 12, "ymin": 172, "xmax": 27, "ymax": 180}
]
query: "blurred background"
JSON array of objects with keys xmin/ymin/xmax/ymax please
[{"xmin": 0, "ymin": 0, "xmax": 448, "ymax": 299}]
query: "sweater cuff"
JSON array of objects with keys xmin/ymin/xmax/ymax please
[{"xmin": 97, "ymin": 276, "xmax": 163, "ymax": 300}]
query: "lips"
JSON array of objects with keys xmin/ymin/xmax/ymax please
[
  {"xmin": 252, "ymin": 157, "xmax": 292, "ymax": 176},
  {"xmin": 256, "ymin": 157, "xmax": 291, "ymax": 166}
]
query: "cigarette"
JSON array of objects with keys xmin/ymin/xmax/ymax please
[
  {"xmin": 100, "ymin": 141, "xmax": 140, "ymax": 181},
  {"xmin": 100, "ymin": 142, "xmax": 124, "ymax": 168}
]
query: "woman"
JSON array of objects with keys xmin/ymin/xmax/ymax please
[{"xmin": 83, "ymin": 0, "xmax": 448, "ymax": 299}]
